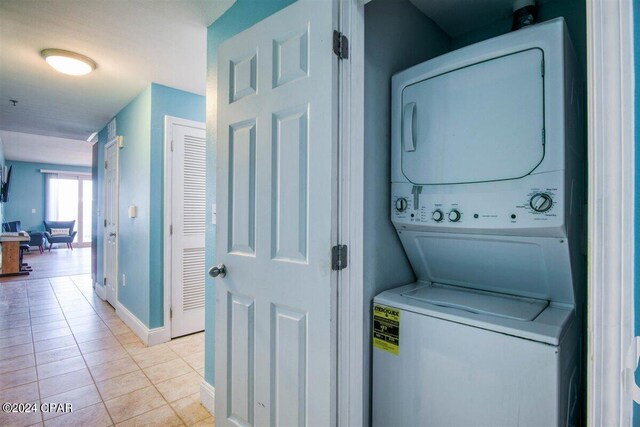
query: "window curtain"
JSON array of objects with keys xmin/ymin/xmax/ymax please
[{"xmin": 45, "ymin": 173, "xmax": 59, "ymax": 221}]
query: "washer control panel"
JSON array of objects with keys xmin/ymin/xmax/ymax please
[{"xmin": 391, "ymin": 173, "xmax": 565, "ymax": 233}]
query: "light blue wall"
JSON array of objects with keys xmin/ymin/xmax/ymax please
[
  {"xmin": 96, "ymin": 84, "xmax": 205, "ymax": 329},
  {"xmin": 0, "ymin": 139, "xmax": 5, "ymax": 234},
  {"xmin": 0, "ymin": 141, "xmax": 4, "ymax": 176},
  {"xmin": 3, "ymin": 161, "xmax": 91, "ymax": 231},
  {"xmin": 204, "ymin": 0, "xmax": 296, "ymax": 387},
  {"xmin": 634, "ymin": 0, "xmax": 639, "ymax": 424},
  {"xmin": 113, "ymin": 86, "xmax": 153, "ymax": 325},
  {"xmin": 148, "ymin": 83, "xmax": 206, "ymax": 328}
]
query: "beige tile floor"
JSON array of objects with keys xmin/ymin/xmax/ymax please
[{"xmin": 0, "ymin": 274, "xmax": 213, "ymax": 427}]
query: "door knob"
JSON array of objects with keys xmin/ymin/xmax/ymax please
[
  {"xmin": 208, "ymin": 264, "xmax": 226, "ymax": 278},
  {"xmin": 109, "ymin": 232, "xmax": 116, "ymax": 237}
]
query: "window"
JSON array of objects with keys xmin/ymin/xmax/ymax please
[{"xmin": 45, "ymin": 173, "xmax": 93, "ymax": 247}]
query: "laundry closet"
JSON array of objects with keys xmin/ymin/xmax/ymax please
[{"xmin": 361, "ymin": 0, "xmax": 587, "ymax": 426}]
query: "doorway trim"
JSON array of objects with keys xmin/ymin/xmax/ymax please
[
  {"xmin": 586, "ymin": 0, "xmax": 635, "ymax": 425},
  {"xmin": 163, "ymin": 115, "xmax": 207, "ymax": 339},
  {"xmin": 103, "ymin": 137, "xmax": 119, "ymax": 306},
  {"xmin": 337, "ymin": 0, "xmax": 365, "ymax": 426}
]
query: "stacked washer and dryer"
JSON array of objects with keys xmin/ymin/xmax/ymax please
[{"xmin": 372, "ymin": 18, "xmax": 584, "ymax": 427}]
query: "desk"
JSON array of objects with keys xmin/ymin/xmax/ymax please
[{"xmin": 0, "ymin": 233, "xmax": 30, "ymax": 277}]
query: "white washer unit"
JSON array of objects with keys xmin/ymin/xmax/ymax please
[{"xmin": 373, "ymin": 18, "xmax": 584, "ymax": 427}]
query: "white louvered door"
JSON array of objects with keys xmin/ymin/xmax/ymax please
[{"xmin": 169, "ymin": 119, "xmax": 207, "ymax": 338}]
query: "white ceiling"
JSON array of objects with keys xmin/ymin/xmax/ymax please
[
  {"xmin": 0, "ymin": 0, "xmax": 234, "ymax": 163},
  {"xmin": 1, "ymin": 130, "xmax": 92, "ymax": 166}
]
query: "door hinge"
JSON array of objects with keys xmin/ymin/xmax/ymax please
[
  {"xmin": 169, "ymin": 308, "xmax": 172, "ymax": 319},
  {"xmin": 170, "ymin": 224, "xmax": 173, "ymax": 235},
  {"xmin": 331, "ymin": 245, "xmax": 348, "ymax": 271},
  {"xmin": 104, "ymin": 160, "xmax": 108, "ymax": 169},
  {"xmin": 171, "ymin": 140, "xmax": 174, "ymax": 152},
  {"xmin": 104, "ymin": 219, "xmax": 107, "ymax": 227},
  {"xmin": 103, "ymin": 277, "xmax": 107, "ymax": 286},
  {"xmin": 333, "ymin": 30, "xmax": 349, "ymax": 60}
]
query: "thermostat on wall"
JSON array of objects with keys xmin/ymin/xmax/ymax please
[{"xmin": 128, "ymin": 205, "xmax": 137, "ymax": 218}]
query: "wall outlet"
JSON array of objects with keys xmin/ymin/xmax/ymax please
[{"xmin": 122, "ymin": 274, "xmax": 126, "ymax": 286}]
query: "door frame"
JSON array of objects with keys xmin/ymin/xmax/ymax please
[
  {"xmin": 340, "ymin": 0, "xmax": 637, "ymax": 425},
  {"xmin": 163, "ymin": 115, "xmax": 207, "ymax": 337},
  {"xmin": 337, "ymin": 0, "xmax": 364, "ymax": 426},
  {"xmin": 103, "ymin": 137, "xmax": 119, "ymax": 306},
  {"xmin": 586, "ymin": 0, "xmax": 635, "ymax": 425}
]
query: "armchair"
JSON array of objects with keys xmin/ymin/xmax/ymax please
[{"xmin": 43, "ymin": 220, "xmax": 77, "ymax": 251}]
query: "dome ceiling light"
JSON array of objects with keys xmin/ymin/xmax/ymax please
[{"xmin": 40, "ymin": 49, "xmax": 97, "ymax": 76}]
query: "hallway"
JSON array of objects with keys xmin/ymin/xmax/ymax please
[
  {"xmin": 0, "ymin": 274, "xmax": 212, "ymax": 427},
  {"xmin": 0, "ymin": 247, "xmax": 91, "ymax": 283}
]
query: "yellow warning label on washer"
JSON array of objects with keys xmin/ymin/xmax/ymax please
[{"xmin": 373, "ymin": 304, "xmax": 400, "ymax": 355}]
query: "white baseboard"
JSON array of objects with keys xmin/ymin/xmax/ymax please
[
  {"xmin": 94, "ymin": 283, "xmax": 106, "ymax": 301},
  {"xmin": 200, "ymin": 380, "xmax": 215, "ymax": 415},
  {"xmin": 148, "ymin": 325, "xmax": 170, "ymax": 346},
  {"xmin": 116, "ymin": 302, "xmax": 169, "ymax": 347}
]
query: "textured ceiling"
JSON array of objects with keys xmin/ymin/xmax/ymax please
[
  {"xmin": 0, "ymin": 130, "xmax": 92, "ymax": 166},
  {"xmin": 0, "ymin": 0, "xmax": 234, "ymax": 146}
]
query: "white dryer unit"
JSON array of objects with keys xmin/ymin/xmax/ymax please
[{"xmin": 373, "ymin": 18, "xmax": 584, "ymax": 427}]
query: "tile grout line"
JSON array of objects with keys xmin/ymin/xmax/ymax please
[
  {"xmin": 67, "ymin": 274, "xmax": 189, "ymax": 425},
  {"xmin": 0, "ymin": 282, "xmax": 35, "ymax": 383},
  {"xmin": 50, "ymin": 275, "xmax": 184, "ymax": 426},
  {"xmin": 26, "ymin": 278, "xmax": 45, "ymax": 426},
  {"xmin": 3, "ymin": 275, "xmax": 207, "ymax": 426},
  {"xmin": 108, "ymin": 335, "xmax": 190, "ymax": 425},
  {"xmin": 66, "ymin": 274, "xmax": 139, "ymax": 426},
  {"xmin": 44, "ymin": 276, "xmax": 117, "ymax": 427}
]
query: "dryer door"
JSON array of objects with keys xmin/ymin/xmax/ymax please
[{"xmin": 401, "ymin": 48, "xmax": 545, "ymax": 185}]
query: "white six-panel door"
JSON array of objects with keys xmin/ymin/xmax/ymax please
[
  {"xmin": 104, "ymin": 139, "xmax": 118, "ymax": 307},
  {"xmin": 215, "ymin": 1, "xmax": 338, "ymax": 425},
  {"xmin": 167, "ymin": 118, "xmax": 207, "ymax": 338}
]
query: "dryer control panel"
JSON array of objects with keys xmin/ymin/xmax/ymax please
[{"xmin": 391, "ymin": 171, "xmax": 566, "ymax": 236}]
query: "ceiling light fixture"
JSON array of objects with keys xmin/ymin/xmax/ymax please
[{"xmin": 40, "ymin": 49, "xmax": 97, "ymax": 76}]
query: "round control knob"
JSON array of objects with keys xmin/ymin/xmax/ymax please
[
  {"xmin": 530, "ymin": 193, "xmax": 553, "ymax": 212},
  {"xmin": 448, "ymin": 209, "xmax": 461, "ymax": 222},
  {"xmin": 432, "ymin": 210, "xmax": 444, "ymax": 222},
  {"xmin": 395, "ymin": 198, "xmax": 408, "ymax": 212}
]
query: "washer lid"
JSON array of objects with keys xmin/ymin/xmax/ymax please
[
  {"xmin": 400, "ymin": 48, "xmax": 545, "ymax": 185},
  {"xmin": 402, "ymin": 283, "xmax": 549, "ymax": 321}
]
